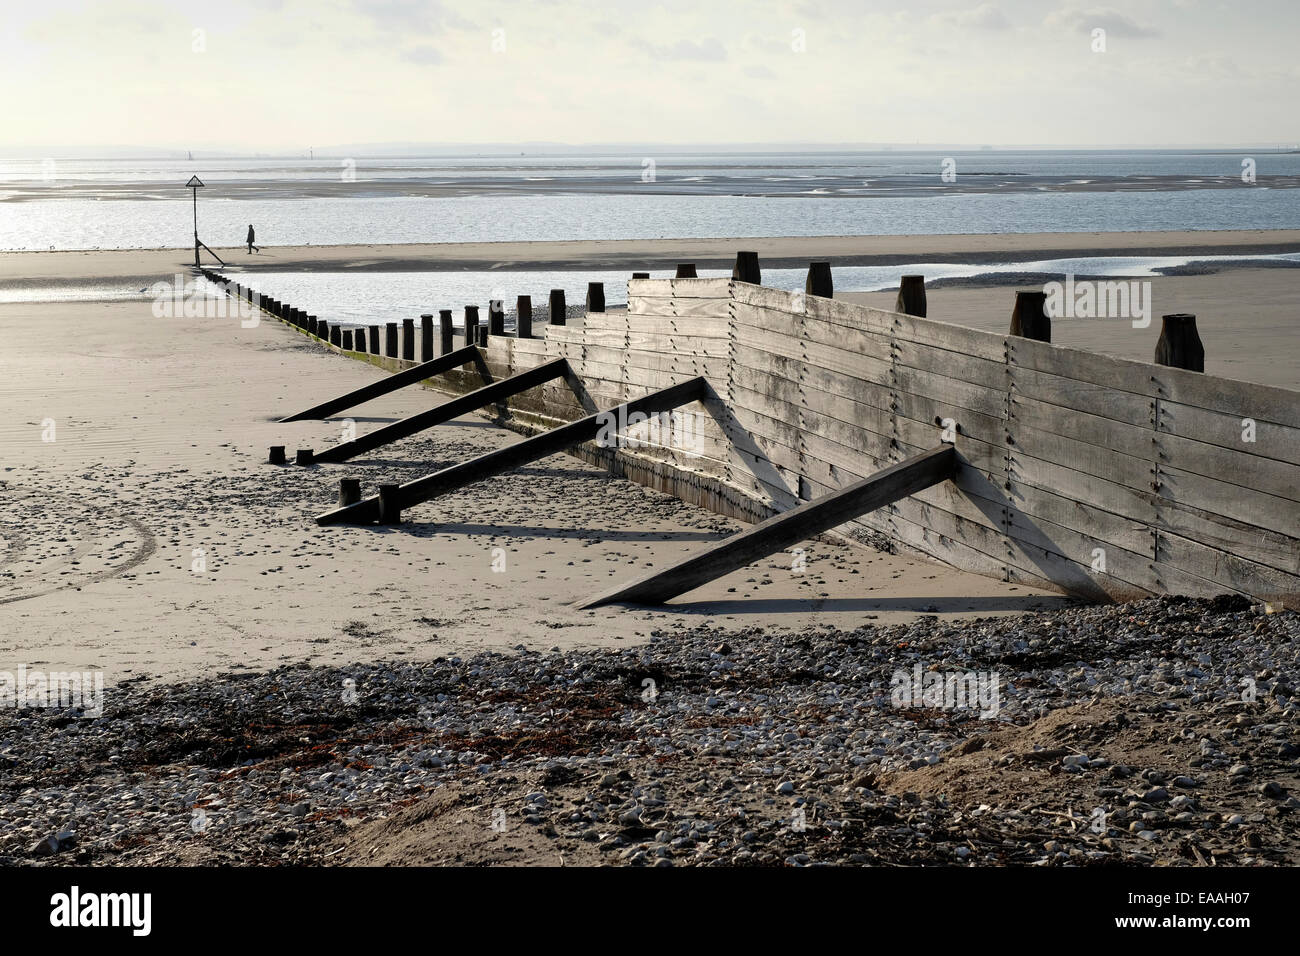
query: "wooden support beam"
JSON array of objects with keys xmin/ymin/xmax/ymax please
[
  {"xmin": 312, "ymin": 357, "xmax": 567, "ymax": 466},
  {"xmin": 579, "ymin": 445, "xmax": 956, "ymax": 607},
  {"xmin": 316, "ymin": 375, "xmax": 710, "ymax": 525},
  {"xmin": 675, "ymin": 263, "xmax": 697, "ymax": 278},
  {"xmin": 548, "ymin": 289, "xmax": 566, "ymax": 325},
  {"xmin": 278, "ymin": 345, "xmax": 484, "ymax": 422}
]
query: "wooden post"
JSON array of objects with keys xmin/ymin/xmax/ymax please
[
  {"xmin": 675, "ymin": 264, "xmax": 697, "ymax": 278},
  {"xmin": 632, "ymin": 272, "xmax": 650, "ymax": 279},
  {"xmin": 385, "ymin": 322, "xmax": 399, "ymax": 357},
  {"xmin": 341, "ymin": 329, "xmax": 353, "ymax": 351},
  {"xmin": 377, "ymin": 485, "xmax": 402, "ymax": 525},
  {"xmin": 330, "ymin": 325, "xmax": 342, "ymax": 347},
  {"xmin": 516, "ymin": 295, "xmax": 533, "ymax": 339},
  {"xmin": 464, "ymin": 306, "xmax": 479, "ymax": 347},
  {"xmin": 488, "ymin": 300, "xmax": 505, "ymax": 335},
  {"xmin": 896, "ymin": 275, "xmax": 927, "ymax": 317},
  {"xmin": 586, "ymin": 282, "xmax": 605, "ymax": 313},
  {"xmin": 317, "ymin": 320, "xmax": 329, "ymax": 342},
  {"xmin": 355, "ymin": 327, "xmax": 367, "ymax": 352},
  {"xmin": 420, "ymin": 314, "xmax": 434, "ymax": 361},
  {"xmin": 477, "ymin": 326, "xmax": 489, "ymax": 347},
  {"xmin": 296, "ymin": 448, "xmax": 314, "ymax": 466},
  {"xmin": 1010, "ymin": 290, "xmax": 1051, "ymax": 342},
  {"xmin": 548, "ymin": 289, "xmax": 566, "ymax": 326},
  {"xmin": 339, "ymin": 478, "xmax": 361, "ymax": 507},
  {"xmin": 1155, "ymin": 313, "xmax": 1205, "ymax": 372},
  {"xmin": 733, "ymin": 251, "xmax": 761, "ymax": 284},
  {"xmin": 369, "ymin": 325, "xmax": 381, "ymax": 355},
  {"xmin": 806, "ymin": 261, "xmax": 833, "ymax": 298},
  {"xmin": 402, "ymin": 318, "xmax": 415, "ymax": 360},
  {"xmin": 268, "ymin": 446, "xmax": 286, "ymax": 465},
  {"xmin": 439, "ymin": 310, "xmax": 454, "ymax": 354}
]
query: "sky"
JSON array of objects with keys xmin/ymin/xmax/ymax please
[{"xmin": 1, "ymin": 0, "xmax": 1296, "ymax": 152}]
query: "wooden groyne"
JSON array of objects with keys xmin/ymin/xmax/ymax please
[{"xmin": 200, "ymin": 261, "xmax": 1300, "ymax": 607}]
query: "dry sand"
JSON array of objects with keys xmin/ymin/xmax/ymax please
[{"xmin": 0, "ymin": 294, "xmax": 1062, "ymax": 688}]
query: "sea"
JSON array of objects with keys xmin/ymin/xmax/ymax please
[{"xmin": 3, "ymin": 149, "xmax": 1299, "ymax": 320}]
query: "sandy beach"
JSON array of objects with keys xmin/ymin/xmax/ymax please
[
  {"xmin": 0, "ymin": 285, "xmax": 1064, "ymax": 688},
  {"xmin": 2, "ymin": 233, "xmax": 1295, "ymax": 871}
]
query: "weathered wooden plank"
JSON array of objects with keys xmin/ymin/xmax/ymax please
[
  {"xmin": 1156, "ymin": 497, "xmax": 1299, "ymax": 576},
  {"xmin": 1158, "ymin": 400, "xmax": 1300, "ymax": 465},
  {"xmin": 1011, "ymin": 365, "xmax": 1154, "ymax": 424},
  {"xmin": 1156, "ymin": 429, "xmax": 1300, "ymax": 503},
  {"xmin": 624, "ymin": 313, "xmax": 731, "ymax": 338},
  {"xmin": 1157, "ymin": 531, "xmax": 1300, "ymax": 601},
  {"xmin": 1158, "ymin": 465, "xmax": 1300, "ymax": 540},
  {"xmin": 626, "ymin": 294, "xmax": 732, "ymax": 319}
]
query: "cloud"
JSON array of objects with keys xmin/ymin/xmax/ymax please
[
  {"xmin": 1045, "ymin": 6, "xmax": 1160, "ymax": 38},
  {"xmin": 401, "ymin": 44, "xmax": 443, "ymax": 65},
  {"xmin": 929, "ymin": 4, "xmax": 1010, "ymax": 31},
  {"xmin": 349, "ymin": 0, "xmax": 473, "ymax": 34},
  {"xmin": 638, "ymin": 36, "xmax": 727, "ymax": 62}
]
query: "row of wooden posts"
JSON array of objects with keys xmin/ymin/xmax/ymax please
[{"xmin": 201, "ymin": 247, "xmax": 1205, "ymax": 381}]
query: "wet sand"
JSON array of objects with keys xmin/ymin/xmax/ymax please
[{"xmin": 5, "ymin": 229, "xmax": 1300, "ymax": 287}]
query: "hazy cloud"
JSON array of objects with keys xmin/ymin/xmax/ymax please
[
  {"xmin": 1045, "ymin": 6, "xmax": 1161, "ymax": 38},
  {"xmin": 638, "ymin": 37, "xmax": 727, "ymax": 62},
  {"xmin": 929, "ymin": 4, "xmax": 1010, "ymax": 31}
]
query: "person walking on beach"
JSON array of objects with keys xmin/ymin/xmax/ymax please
[{"xmin": 246, "ymin": 224, "xmax": 260, "ymax": 254}]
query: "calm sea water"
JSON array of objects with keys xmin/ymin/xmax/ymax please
[{"xmin": 2, "ymin": 150, "xmax": 1299, "ymax": 251}]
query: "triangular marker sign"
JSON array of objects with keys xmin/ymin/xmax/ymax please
[{"xmin": 186, "ymin": 175, "xmax": 205, "ymax": 187}]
